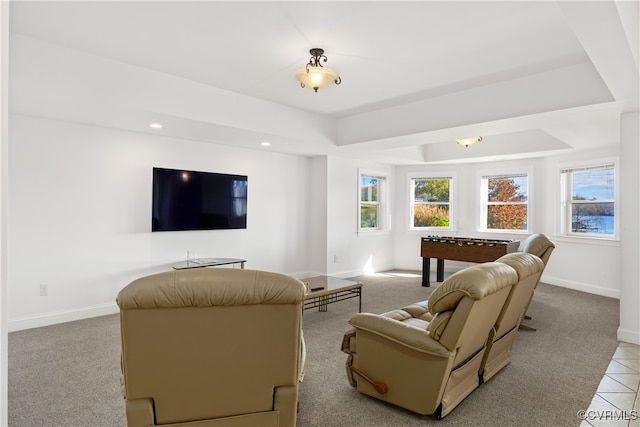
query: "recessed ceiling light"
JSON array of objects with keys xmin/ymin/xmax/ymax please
[
  {"xmin": 149, "ymin": 123, "xmax": 163, "ymax": 129},
  {"xmin": 260, "ymin": 141, "xmax": 271, "ymax": 146}
]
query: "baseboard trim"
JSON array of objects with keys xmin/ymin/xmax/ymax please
[
  {"xmin": 394, "ymin": 265, "xmax": 620, "ymax": 299},
  {"xmin": 6, "ymin": 268, "xmax": 621, "ymax": 333},
  {"xmin": 541, "ymin": 275, "xmax": 620, "ymax": 299},
  {"xmin": 617, "ymin": 328, "xmax": 640, "ymax": 345},
  {"xmin": 8, "ymin": 303, "xmax": 119, "ymax": 333}
]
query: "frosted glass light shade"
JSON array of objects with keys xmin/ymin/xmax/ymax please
[
  {"xmin": 456, "ymin": 136, "xmax": 482, "ymax": 147},
  {"xmin": 295, "ymin": 66, "xmax": 340, "ymax": 92}
]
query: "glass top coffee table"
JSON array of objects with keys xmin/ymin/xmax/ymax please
[
  {"xmin": 301, "ymin": 276, "xmax": 362, "ymax": 313},
  {"xmin": 172, "ymin": 258, "xmax": 246, "ymax": 270}
]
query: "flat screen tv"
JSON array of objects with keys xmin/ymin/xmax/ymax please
[{"xmin": 152, "ymin": 167, "xmax": 248, "ymax": 231}]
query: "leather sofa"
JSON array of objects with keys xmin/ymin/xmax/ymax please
[
  {"xmin": 117, "ymin": 268, "xmax": 306, "ymax": 427},
  {"xmin": 341, "ymin": 261, "xmax": 519, "ymax": 418}
]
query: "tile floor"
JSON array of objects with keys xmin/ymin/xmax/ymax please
[{"xmin": 580, "ymin": 342, "xmax": 640, "ymax": 427}]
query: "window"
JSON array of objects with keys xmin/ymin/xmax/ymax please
[
  {"xmin": 359, "ymin": 170, "xmax": 387, "ymax": 231},
  {"xmin": 480, "ymin": 172, "xmax": 529, "ymax": 232},
  {"xmin": 560, "ymin": 162, "xmax": 616, "ymax": 238},
  {"xmin": 410, "ymin": 175, "xmax": 453, "ymax": 230}
]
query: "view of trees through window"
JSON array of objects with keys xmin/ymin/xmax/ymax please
[
  {"xmin": 400, "ymin": 165, "xmax": 616, "ymax": 238},
  {"xmin": 360, "ymin": 176, "xmax": 379, "ymax": 228},
  {"xmin": 412, "ymin": 178, "xmax": 450, "ymax": 227},
  {"xmin": 485, "ymin": 175, "xmax": 528, "ymax": 230}
]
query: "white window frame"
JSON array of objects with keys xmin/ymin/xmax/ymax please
[
  {"xmin": 408, "ymin": 172, "xmax": 455, "ymax": 232},
  {"xmin": 479, "ymin": 168, "xmax": 531, "ymax": 234},
  {"xmin": 358, "ymin": 169, "xmax": 389, "ymax": 234},
  {"xmin": 559, "ymin": 159, "xmax": 618, "ymax": 240}
]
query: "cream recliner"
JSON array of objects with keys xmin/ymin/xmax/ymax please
[
  {"xmin": 518, "ymin": 233, "xmax": 555, "ymax": 267},
  {"xmin": 480, "ymin": 252, "xmax": 544, "ymax": 382},
  {"xmin": 341, "ymin": 261, "xmax": 518, "ymax": 418},
  {"xmin": 516, "ymin": 233, "xmax": 555, "ymax": 330},
  {"xmin": 117, "ymin": 268, "xmax": 306, "ymax": 427}
]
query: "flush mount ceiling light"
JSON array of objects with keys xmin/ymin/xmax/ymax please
[
  {"xmin": 456, "ymin": 136, "xmax": 482, "ymax": 147},
  {"xmin": 295, "ymin": 48, "xmax": 341, "ymax": 92}
]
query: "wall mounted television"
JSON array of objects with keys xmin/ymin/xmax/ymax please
[{"xmin": 152, "ymin": 167, "xmax": 248, "ymax": 232}]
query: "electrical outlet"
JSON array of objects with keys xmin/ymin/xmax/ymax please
[{"xmin": 39, "ymin": 284, "xmax": 48, "ymax": 296}]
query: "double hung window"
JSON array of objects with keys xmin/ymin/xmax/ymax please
[
  {"xmin": 560, "ymin": 162, "xmax": 616, "ymax": 238},
  {"xmin": 410, "ymin": 175, "xmax": 453, "ymax": 230},
  {"xmin": 480, "ymin": 172, "xmax": 529, "ymax": 232},
  {"xmin": 359, "ymin": 170, "xmax": 388, "ymax": 231}
]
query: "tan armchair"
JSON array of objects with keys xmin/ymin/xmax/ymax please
[
  {"xmin": 480, "ymin": 252, "xmax": 544, "ymax": 382},
  {"xmin": 341, "ymin": 262, "xmax": 518, "ymax": 418},
  {"xmin": 117, "ymin": 268, "xmax": 306, "ymax": 427},
  {"xmin": 518, "ymin": 233, "xmax": 555, "ymax": 267},
  {"xmin": 517, "ymin": 233, "xmax": 555, "ymax": 330}
]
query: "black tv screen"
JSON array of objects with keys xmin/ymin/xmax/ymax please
[{"xmin": 152, "ymin": 167, "xmax": 247, "ymax": 231}]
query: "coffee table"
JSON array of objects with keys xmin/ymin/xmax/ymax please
[
  {"xmin": 172, "ymin": 258, "xmax": 246, "ymax": 270},
  {"xmin": 302, "ymin": 276, "xmax": 362, "ymax": 312}
]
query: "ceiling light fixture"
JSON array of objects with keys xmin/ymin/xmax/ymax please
[
  {"xmin": 295, "ymin": 48, "xmax": 341, "ymax": 93},
  {"xmin": 456, "ymin": 136, "xmax": 482, "ymax": 148},
  {"xmin": 149, "ymin": 123, "xmax": 163, "ymax": 129}
]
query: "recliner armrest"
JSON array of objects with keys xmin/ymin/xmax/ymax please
[{"xmin": 349, "ymin": 313, "xmax": 450, "ymax": 357}]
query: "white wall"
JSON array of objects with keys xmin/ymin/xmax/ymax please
[
  {"xmin": 0, "ymin": 1, "xmax": 9, "ymax": 423},
  {"xmin": 619, "ymin": 111, "xmax": 640, "ymax": 344},
  {"xmin": 7, "ymin": 113, "xmax": 628, "ymax": 334},
  {"xmin": 6, "ymin": 117, "xmax": 400, "ymax": 332},
  {"xmin": 307, "ymin": 156, "xmax": 328, "ymax": 276},
  {"xmin": 542, "ymin": 147, "xmax": 621, "ymax": 298},
  {"xmin": 326, "ymin": 156, "xmax": 395, "ymax": 277},
  {"xmin": 7, "ymin": 115, "xmax": 311, "ymax": 331},
  {"xmin": 393, "ymin": 149, "xmax": 621, "ymax": 298}
]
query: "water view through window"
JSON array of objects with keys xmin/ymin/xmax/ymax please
[{"xmin": 570, "ymin": 166, "xmax": 615, "ymax": 236}]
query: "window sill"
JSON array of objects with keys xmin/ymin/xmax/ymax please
[
  {"xmin": 358, "ymin": 229, "xmax": 391, "ymax": 236},
  {"xmin": 478, "ymin": 230, "xmax": 530, "ymax": 235},
  {"xmin": 553, "ymin": 234, "xmax": 620, "ymax": 246},
  {"xmin": 408, "ymin": 224, "xmax": 456, "ymax": 230}
]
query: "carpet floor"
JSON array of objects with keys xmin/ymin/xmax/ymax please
[{"xmin": 8, "ymin": 269, "xmax": 619, "ymax": 426}]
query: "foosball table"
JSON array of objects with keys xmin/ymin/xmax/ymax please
[{"xmin": 420, "ymin": 236, "xmax": 520, "ymax": 287}]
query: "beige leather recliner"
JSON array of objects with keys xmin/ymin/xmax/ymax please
[
  {"xmin": 341, "ymin": 261, "xmax": 518, "ymax": 418},
  {"xmin": 117, "ymin": 268, "xmax": 306, "ymax": 427},
  {"xmin": 480, "ymin": 252, "xmax": 544, "ymax": 382},
  {"xmin": 516, "ymin": 233, "xmax": 555, "ymax": 330},
  {"xmin": 518, "ymin": 233, "xmax": 555, "ymax": 267}
]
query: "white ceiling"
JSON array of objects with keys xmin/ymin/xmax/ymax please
[{"xmin": 7, "ymin": 1, "xmax": 639, "ymax": 164}]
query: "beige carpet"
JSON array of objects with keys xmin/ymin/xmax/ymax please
[{"xmin": 8, "ymin": 270, "xmax": 619, "ymax": 426}]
